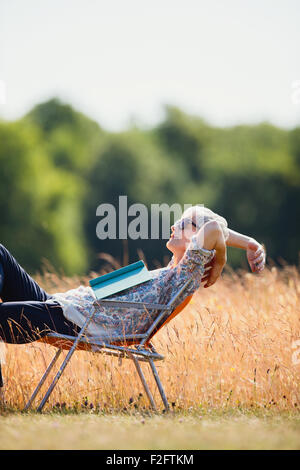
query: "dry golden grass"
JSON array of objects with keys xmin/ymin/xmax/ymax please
[{"xmin": 1, "ymin": 263, "xmax": 300, "ymax": 412}]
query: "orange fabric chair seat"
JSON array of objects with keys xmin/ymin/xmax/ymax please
[{"xmin": 38, "ymin": 295, "xmax": 193, "ymax": 350}]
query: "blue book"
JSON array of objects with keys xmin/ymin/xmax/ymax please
[{"xmin": 89, "ymin": 260, "xmax": 152, "ymax": 300}]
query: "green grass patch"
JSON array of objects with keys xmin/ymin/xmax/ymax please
[{"xmin": 0, "ymin": 409, "xmax": 299, "ymax": 450}]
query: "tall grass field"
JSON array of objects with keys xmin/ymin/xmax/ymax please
[{"xmin": 0, "ymin": 262, "xmax": 300, "ymax": 449}]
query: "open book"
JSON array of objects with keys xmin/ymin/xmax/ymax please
[{"xmin": 89, "ymin": 260, "xmax": 152, "ymax": 300}]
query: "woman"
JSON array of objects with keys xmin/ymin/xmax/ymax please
[{"xmin": 0, "ymin": 206, "xmax": 266, "ymax": 345}]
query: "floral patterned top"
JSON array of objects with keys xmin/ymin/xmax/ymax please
[{"xmin": 48, "ymin": 235, "xmax": 215, "ymax": 340}]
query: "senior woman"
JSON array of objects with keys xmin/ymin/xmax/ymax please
[{"xmin": 0, "ymin": 206, "xmax": 266, "ymax": 345}]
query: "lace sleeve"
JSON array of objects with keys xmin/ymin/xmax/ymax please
[{"xmin": 178, "ymin": 235, "xmax": 215, "ymax": 275}]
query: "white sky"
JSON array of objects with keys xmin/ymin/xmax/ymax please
[{"xmin": 0, "ymin": 0, "xmax": 300, "ymax": 131}]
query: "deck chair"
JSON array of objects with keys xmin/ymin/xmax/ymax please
[{"xmin": 23, "ymin": 274, "xmax": 194, "ymax": 413}]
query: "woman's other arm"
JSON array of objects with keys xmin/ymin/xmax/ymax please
[
  {"xmin": 226, "ymin": 228, "xmax": 266, "ymax": 273},
  {"xmin": 226, "ymin": 228, "xmax": 251, "ymax": 249}
]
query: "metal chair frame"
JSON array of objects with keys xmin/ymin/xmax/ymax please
[{"xmin": 24, "ymin": 279, "xmax": 192, "ymax": 412}]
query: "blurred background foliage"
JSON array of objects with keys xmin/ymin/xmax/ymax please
[{"xmin": 0, "ymin": 97, "xmax": 299, "ymax": 275}]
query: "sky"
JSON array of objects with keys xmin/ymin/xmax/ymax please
[{"xmin": 0, "ymin": 0, "xmax": 300, "ymax": 131}]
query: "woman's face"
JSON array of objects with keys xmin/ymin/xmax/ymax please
[{"xmin": 166, "ymin": 216, "xmax": 199, "ymax": 259}]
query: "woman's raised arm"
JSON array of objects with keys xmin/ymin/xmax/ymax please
[
  {"xmin": 197, "ymin": 221, "xmax": 227, "ymax": 288},
  {"xmin": 226, "ymin": 228, "xmax": 266, "ymax": 272}
]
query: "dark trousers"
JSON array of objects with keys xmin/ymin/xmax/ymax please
[{"xmin": 0, "ymin": 243, "xmax": 79, "ymax": 345}]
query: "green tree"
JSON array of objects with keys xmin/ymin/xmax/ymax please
[{"xmin": 0, "ymin": 119, "xmax": 87, "ymax": 275}]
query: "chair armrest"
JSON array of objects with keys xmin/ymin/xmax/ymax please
[{"xmin": 93, "ymin": 300, "xmax": 170, "ymax": 310}]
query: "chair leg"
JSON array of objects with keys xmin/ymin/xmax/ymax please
[
  {"xmin": 148, "ymin": 358, "xmax": 170, "ymax": 412},
  {"xmin": 24, "ymin": 348, "xmax": 62, "ymax": 411},
  {"xmin": 0, "ymin": 362, "xmax": 3, "ymax": 388},
  {"xmin": 36, "ymin": 338, "xmax": 87, "ymax": 412},
  {"xmin": 0, "ymin": 362, "xmax": 4, "ymax": 407},
  {"xmin": 131, "ymin": 355, "xmax": 157, "ymax": 411}
]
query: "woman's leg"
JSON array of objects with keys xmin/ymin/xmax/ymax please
[
  {"xmin": 0, "ymin": 243, "xmax": 51, "ymax": 302},
  {"xmin": 0, "ymin": 300, "xmax": 79, "ymax": 344},
  {"xmin": 0, "ymin": 245, "xmax": 78, "ymax": 392}
]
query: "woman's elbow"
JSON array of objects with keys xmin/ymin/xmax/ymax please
[{"xmin": 201, "ymin": 220, "xmax": 224, "ymax": 251}]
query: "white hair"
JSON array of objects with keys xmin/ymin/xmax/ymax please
[{"xmin": 182, "ymin": 205, "xmax": 229, "ymax": 241}]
